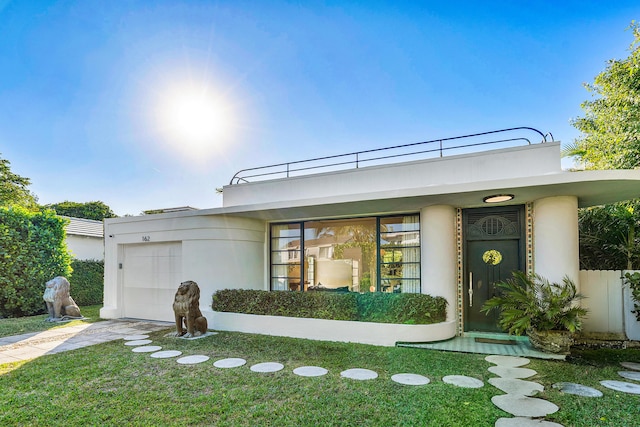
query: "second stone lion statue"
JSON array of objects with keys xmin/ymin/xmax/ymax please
[
  {"xmin": 173, "ymin": 280, "xmax": 208, "ymax": 338},
  {"xmin": 43, "ymin": 276, "xmax": 82, "ymax": 322}
]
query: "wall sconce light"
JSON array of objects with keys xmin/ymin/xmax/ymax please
[{"xmin": 483, "ymin": 194, "xmax": 514, "ymax": 203}]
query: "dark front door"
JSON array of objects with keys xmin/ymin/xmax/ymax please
[{"xmin": 463, "ymin": 207, "xmax": 525, "ymax": 333}]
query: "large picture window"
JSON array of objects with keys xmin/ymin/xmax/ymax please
[{"xmin": 270, "ymin": 214, "xmax": 420, "ymax": 293}]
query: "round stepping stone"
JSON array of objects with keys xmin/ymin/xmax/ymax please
[
  {"xmin": 488, "ymin": 366, "xmax": 537, "ymax": 379},
  {"xmin": 150, "ymin": 350, "xmax": 182, "ymax": 359},
  {"xmin": 620, "ymin": 361, "xmax": 640, "ymax": 371},
  {"xmin": 391, "ymin": 373, "xmax": 430, "ymax": 386},
  {"xmin": 124, "ymin": 339, "xmax": 152, "ymax": 346},
  {"xmin": 177, "ymin": 355, "xmax": 210, "ymax": 365},
  {"xmin": 485, "ymin": 355, "xmax": 530, "ymax": 367},
  {"xmin": 214, "ymin": 358, "xmax": 247, "ymax": 368},
  {"xmin": 340, "ymin": 368, "xmax": 378, "ymax": 380},
  {"xmin": 442, "ymin": 375, "xmax": 483, "ymax": 388},
  {"xmin": 293, "ymin": 366, "xmax": 329, "ymax": 377},
  {"xmin": 619, "ymin": 371, "xmax": 640, "ymax": 381},
  {"xmin": 600, "ymin": 380, "xmax": 640, "ymax": 394},
  {"xmin": 496, "ymin": 417, "xmax": 564, "ymax": 427},
  {"xmin": 123, "ymin": 334, "xmax": 149, "ymax": 341},
  {"xmin": 132, "ymin": 345, "xmax": 162, "ymax": 353},
  {"xmin": 250, "ymin": 362, "xmax": 284, "ymax": 373},
  {"xmin": 552, "ymin": 382, "xmax": 603, "ymax": 397},
  {"xmin": 491, "ymin": 394, "xmax": 559, "ymax": 417},
  {"xmin": 489, "ymin": 377, "xmax": 543, "ymax": 396}
]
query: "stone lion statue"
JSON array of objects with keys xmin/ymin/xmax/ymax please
[
  {"xmin": 173, "ymin": 280, "xmax": 208, "ymax": 338},
  {"xmin": 43, "ymin": 276, "xmax": 82, "ymax": 322}
]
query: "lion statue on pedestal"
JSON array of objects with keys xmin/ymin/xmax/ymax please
[
  {"xmin": 43, "ymin": 276, "xmax": 82, "ymax": 322},
  {"xmin": 172, "ymin": 280, "xmax": 208, "ymax": 338}
]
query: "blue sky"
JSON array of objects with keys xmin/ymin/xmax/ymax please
[{"xmin": 1, "ymin": 1, "xmax": 638, "ymax": 216}]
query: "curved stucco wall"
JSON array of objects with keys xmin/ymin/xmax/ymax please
[
  {"xmin": 101, "ymin": 215, "xmax": 266, "ymax": 320},
  {"xmin": 421, "ymin": 205, "xmax": 457, "ymax": 328},
  {"xmin": 533, "ymin": 196, "xmax": 579, "ymax": 286},
  {"xmin": 210, "ymin": 312, "xmax": 457, "ymax": 347}
]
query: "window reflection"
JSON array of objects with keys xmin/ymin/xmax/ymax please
[{"xmin": 270, "ymin": 215, "xmax": 420, "ymax": 293}]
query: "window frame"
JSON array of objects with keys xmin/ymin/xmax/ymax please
[{"xmin": 269, "ymin": 214, "xmax": 421, "ymax": 293}]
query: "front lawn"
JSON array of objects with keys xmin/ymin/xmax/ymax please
[
  {"xmin": 0, "ymin": 305, "xmax": 102, "ymax": 338},
  {"xmin": 1, "ymin": 318, "xmax": 639, "ymax": 426}
]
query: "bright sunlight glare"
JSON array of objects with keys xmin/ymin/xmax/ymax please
[{"xmin": 154, "ymin": 81, "xmax": 235, "ymax": 162}]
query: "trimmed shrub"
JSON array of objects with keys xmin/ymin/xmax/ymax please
[
  {"xmin": 69, "ymin": 259, "xmax": 104, "ymax": 306},
  {"xmin": 212, "ymin": 289, "xmax": 359, "ymax": 321},
  {"xmin": 0, "ymin": 207, "xmax": 72, "ymax": 317},
  {"xmin": 356, "ymin": 292, "xmax": 447, "ymax": 324},
  {"xmin": 212, "ymin": 289, "xmax": 447, "ymax": 325}
]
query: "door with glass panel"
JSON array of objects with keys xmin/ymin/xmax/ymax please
[{"xmin": 463, "ymin": 207, "xmax": 524, "ymax": 333}]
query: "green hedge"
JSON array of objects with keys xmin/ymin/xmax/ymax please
[
  {"xmin": 212, "ymin": 289, "xmax": 447, "ymax": 324},
  {"xmin": 69, "ymin": 259, "xmax": 104, "ymax": 306},
  {"xmin": 0, "ymin": 207, "xmax": 72, "ymax": 318}
]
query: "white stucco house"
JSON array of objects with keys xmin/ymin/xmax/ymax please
[
  {"xmin": 64, "ymin": 216, "xmax": 104, "ymax": 260},
  {"xmin": 100, "ymin": 128, "xmax": 640, "ymax": 345}
]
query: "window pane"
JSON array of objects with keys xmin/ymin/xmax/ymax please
[
  {"xmin": 380, "ymin": 232, "xmax": 420, "ymax": 246},
  {"xmin": 400, "ymin": 279, "xmax": 421, "ymax": 294},
  {"xmin": 271, "ymin": 237, "xmax": 300, "ymax": 250},
  {"xmin": 271, "ymin": 223, "xmax": 302, "ymax": 291},
  {"xmin": 271, "ymin": 223, "xmax": 301, "ymax": 238},
  {"xmin": 270, "ymin": 214, "xmax": 420, "ymax": 294},
  {"xmin": 271, "ymin": 250, "xmax": 292, "ymax": 264},
  {"xmin": 271, "ymin": 265, "xmax": 291, "ymax": 278},
  {"xmin": 380, "ymin": 215, "xmax": 420, "ymax": 232},
  {"xmin": 271, "ymin": 278, "xmax": 288, "ymax": 291},
  {"xmin": 304, "ymin": 218, "xmax": 376, "ymax": 292}
]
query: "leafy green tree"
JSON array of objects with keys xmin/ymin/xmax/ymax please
[
  {"xmin": 45, "ymin": 200, "xmax": 117, "ymax": 220},
  {"xmin": 566, "ymin": 22, "xmax": 640, "ymax": 169},
  {"xmin": 0, "ymin": 153, "xmax": 38, "ymax": 210},
  {"xmin": 566, "ymin": 22, "xmax": 640, "ymax": 270},
  {"xmin": 579, "ymin": 201, "xmax": 640, "ymax": 270}
]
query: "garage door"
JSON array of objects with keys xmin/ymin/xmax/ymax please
[{"xmin": 122, "ymin": 242, "xmax": 182, "ymax": 322}]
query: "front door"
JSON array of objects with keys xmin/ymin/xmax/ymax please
[{"xmin": 463, "ymin": 207, "xmax": 524, "ymax": 332}]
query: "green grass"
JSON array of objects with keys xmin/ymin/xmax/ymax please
[
  {"xmin": 1, "ymin": 314, "xmax": 640, "ymax": 426},
  {"xmin": 0, "ymin": 305, "xmax": 102, "ymax": 338}
]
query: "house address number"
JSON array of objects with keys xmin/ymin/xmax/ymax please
[{"xmin": 142, "ymin": 236, "xmax": 151, "ymax": 242}]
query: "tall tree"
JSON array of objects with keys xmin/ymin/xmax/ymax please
[
  {"xmin": 567, "ymin": 22, "xmax": 640, "ymax": 271},
  {"xmin": 567, "ymin": 22, "xmax": 640, "ymax": 169},
  {"xmin": 579, "ymin": 201, "xmax": 640, "ymax": 270},
  {"xmin": 0, "ymin": 153, "xmax": 38, "ymax": 209},
  {"xmin": 45, "ymin": 201, "xmax": 117, "ymax": 221}
]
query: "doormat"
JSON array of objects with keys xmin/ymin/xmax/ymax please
[{"xmin": 474, "ymin": 337, "xmax": 517, "ymax": 345}]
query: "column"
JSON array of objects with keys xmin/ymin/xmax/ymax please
[
  {"xmin": 421, "ymin": 205, "xmax": 457, "ymax": 323},
  {"xmin": 533, "ymin": 196, "xmax": 580, "ymax": 288}
]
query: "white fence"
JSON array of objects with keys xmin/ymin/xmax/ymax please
[{"xmin": 579, "ymin": 270, "xmax": 639, "ymax": 340}]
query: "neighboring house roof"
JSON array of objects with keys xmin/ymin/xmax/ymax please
[
  {"xmin": 144, "ymin": 206, "xmax": 199, "ymax": 214},
  {"xmin": 62, "ymin": 216, "xmax": 104, "ymax": 238}
]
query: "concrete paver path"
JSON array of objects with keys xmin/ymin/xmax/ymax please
[{"xmin": 0, "ymin": 319, "xmax": 170, "ymax": 364}]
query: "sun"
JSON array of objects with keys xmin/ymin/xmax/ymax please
[{"xmin": 154, "ymin": 81, "xmax": 235, "ymax": 160}]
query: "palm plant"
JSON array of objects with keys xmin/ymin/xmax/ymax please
[{"xmin": 481, "ymin": 271, "xmax": 588, "ymax": 336}]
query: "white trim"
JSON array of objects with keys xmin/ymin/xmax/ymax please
[{"xmin": 207, "ymin": 310, "xmax": 456, "ymax": 347}]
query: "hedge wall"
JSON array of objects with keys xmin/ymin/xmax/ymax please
[
  {"xmin": 212, "ymin": 289, "xmax": 447, "ymax": 325},
  {"xmin": 69, "ymin": 259, "xmax": 104, "ymax": 306},
  {"xmin": 0, "ymin": 207, "xmax": 72, "ymax": 317}
]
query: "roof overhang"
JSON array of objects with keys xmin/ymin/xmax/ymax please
[{"xmin": 206, "ymin": 169, "xmax": 640, "ymax": 221}]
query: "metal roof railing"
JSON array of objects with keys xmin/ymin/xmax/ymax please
[{"xmin": 230, "ymin": 127, "xmax": 553, "ymax": 185}]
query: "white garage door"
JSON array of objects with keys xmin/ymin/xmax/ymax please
[{"xmin": 122, "ymin": 242, "xmax": 182, "ymax": 322}]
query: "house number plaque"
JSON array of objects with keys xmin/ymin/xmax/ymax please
[{"xmin": 142, "ymin": 236, "xmax": 151, "ymax": 242}]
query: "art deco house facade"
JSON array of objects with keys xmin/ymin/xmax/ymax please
[{"xmin": 100, "ymin": 129, "xmax": 640, "ymax": 344}]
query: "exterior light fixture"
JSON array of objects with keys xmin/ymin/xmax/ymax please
[{"xmin": 483, "ymin": 194, "xmax": 514, "ymax": 203}]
